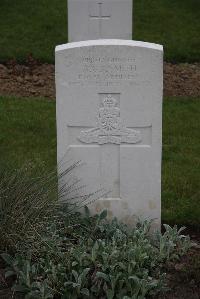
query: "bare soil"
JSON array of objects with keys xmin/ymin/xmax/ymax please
[
  {"xmin": 0, "ymin": 57, "xmax": 200, "ymax": 99},
  {"xmin": 156, "ymin": 248, "xmax": 200, "ymax": 299}
]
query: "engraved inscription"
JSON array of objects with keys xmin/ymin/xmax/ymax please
[
  {"xmin": 63, "ymin": 50, "xmax": 138, "ymax": 87},
  {"xmin": 77, "ymin": 56, "xmax": 136, "ymax": 82},
  {"xmin": 78, "ymin": 94, "xmax": 142, "ymax": 145}
]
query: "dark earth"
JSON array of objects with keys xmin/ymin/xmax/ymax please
[
  {"xmin": 0, "ymin": 56, "xmax": 200, "ymax": 99},
  {"xmin": 156, "ymin": 228, "xmax": 200, "ymax": 299}
]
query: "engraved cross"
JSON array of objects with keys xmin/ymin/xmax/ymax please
[
  {"xmin": 67, "ymin": 94, "xmax": 152, "ymax": 199},
  {"xmin": 89, "ymin": 2, "xmax": 111, "ymax": 37}
]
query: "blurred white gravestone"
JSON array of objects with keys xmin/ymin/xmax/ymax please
[
  {"xmin": 68, "ymin": 0, "xmax": 133, "ymax": 42},
  {"xmin": 56, "ymin": 40, "xmax": 163, "ymax": 228}
]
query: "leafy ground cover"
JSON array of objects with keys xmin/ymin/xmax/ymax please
[
  {"xmin": 0, "ymin": 216, "xmax": 192, "ymax": 299},
  {"xmin": 0, "ymin": 166, "xmax": 199, "ymax": 298},
  {"xmin": 0, "ymin": 166, "xmax": 193, "ymax": 298},
  {"xmin": 0, "ymin": 0, "xmax": 199, "ymax": 63},
  {"xmin": 0, "ymin": 96, "xmax": 199, "ymax": 227}
]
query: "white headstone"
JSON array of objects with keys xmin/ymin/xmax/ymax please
[
  {"xmin": 56, "ymin": 40, "xmax": 163, "ymax": 228},
  {"xmin": 68, "ymin": 0, "xmax": 133, "ymax": 42}
]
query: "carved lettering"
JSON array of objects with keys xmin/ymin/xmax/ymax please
[{"xmin": 66, "ymin": 54, "xmax": 137, "ymax": 86}]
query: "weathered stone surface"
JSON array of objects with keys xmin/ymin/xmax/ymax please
[
  {"xmin": 68, "ymin": 0, "xmax": 132, "ymax": 42},
  {"xmin": 55, "ymin": 40, "xmax": 163, "ymax": 229}
]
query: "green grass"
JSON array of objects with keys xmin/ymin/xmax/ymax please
[
  {"xmin": 0, "ymin": 97, "xmax": 56, "ymax": 172},
  {"xmin": 0, "ymin": 0, "xmax": 199, "ymax": 63},
  {"xmin": 0, "ymin": 96, "xmax": 199, "ymax": 226},
  {"xmin": 134, "ymin": 0, "xmax": 200, "ymax": 63},
  {"xmin": 0, "ymin": 0, "xmax": 67, "ymax": 63},
  {"xmin": 162, "ymin": 98, "xmax": 200, "ymax": 226}
]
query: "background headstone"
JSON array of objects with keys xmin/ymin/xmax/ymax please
[
  {"xmin": 56, "ymin": 40, "xmax": 163, "ymax": 228},
  {"xmin": 68, "ymin": 0, "xmax": 133, "ymax": 42}
]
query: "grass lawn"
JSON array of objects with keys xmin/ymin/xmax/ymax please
[
  {"xmin": 162, "ymin": 98, "xmax": 200, "ymax": 227},
  {"xmin": 0, "ymin": 97, "xmax": 56, "ymax": 172},
  {"xmin": 0, "ymin": 0, "xmax": 199, "ymax": 63},
  {"xmin": 0, "ymin": 96, "xmax": 199, "ymax": 227}
]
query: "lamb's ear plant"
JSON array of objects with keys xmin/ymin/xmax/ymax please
[
  {"xmin": 154, "ymin": 224, "xmax": 191, "ymax": 261},
  {"xmin": 0, "ymin": 165, "xmax": 193, "ymax": 299},
  {"xmin": 1, "ymin": 211, "xmax": 192, "ymax": 299}
]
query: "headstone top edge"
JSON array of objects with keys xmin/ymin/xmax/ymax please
[
  {"xmin": 68, "ymin": 0, "xmax": 132, "ymax": 2},
  {"xmin": 55, "ymin": 39, "xmax": 163, "ymax": 53}
]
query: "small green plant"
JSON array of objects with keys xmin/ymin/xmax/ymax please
[
  {"xmin": 155, "ymin": 224, "xmax": 191, "ymax": 261},
  {"xmin": 0, "ymin": 165, "xmax": 57, "ymax": 252},
  {"xmin": 1, "ymin": 208, "xmax": 192, "ymax": 299},
  {"xmin": 0, "ymin": 163, "xmax": 100, "ymax": 254}
]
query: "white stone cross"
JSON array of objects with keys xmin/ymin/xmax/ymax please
[{"xmin": 89, "ymin": 2, "xmax": 111, "ymax": 38}]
